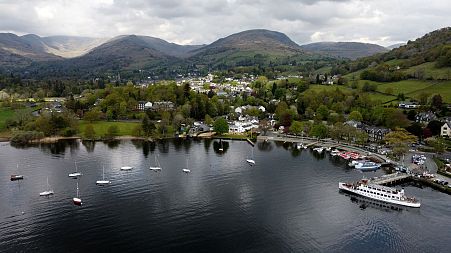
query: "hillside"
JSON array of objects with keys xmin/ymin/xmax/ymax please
[
  {"xmin": 301, "ymin": 42, "xmax": 388, "ymax": 59},
  {"xmin": 335, "ymin": 27, "xmax": 451, "ymax": 76},
  {"xmin": 188, "ymin": 29, "xmax": 309, "ymax": 68}
]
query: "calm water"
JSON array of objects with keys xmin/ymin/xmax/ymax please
[{"xmin": 0, "ymin": 139, "xmax": 450, "ymax": 252}]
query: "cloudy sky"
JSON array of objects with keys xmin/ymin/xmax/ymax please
[{"xmin": 0, "ymin": 0, "xmax": 449, "ymax": 46}]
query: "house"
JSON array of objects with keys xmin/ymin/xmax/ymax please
[
  {"xmin": 152, "ymin": 101, "xmax": 175, "ymax": 111},
  {"xmin": 144, "ymin": 102, "xmax": 153, "ymax": 110},
  {"xmin": 136, "ymin": 101, "xmax": 147, "ymax": 111},
  {"xmin": 258, "ymin": 106, "xmax": 266, "ymax": 112},
  {"xmin": 415, "ymin": 111, "xmax": 437, "ymax": 124},
  {"xmin": 362, "ymin": 125, "xmax": 390, "ymax": 142},
  {"xmin": 234, "ymin": 107, "xmax": 243, "ymax": 114},
  {"xmin": 441, "ymin": 123, "xmax": 451, "ymax": 137}
]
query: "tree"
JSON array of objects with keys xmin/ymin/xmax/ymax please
[
  {"xmin": 213, "ymin": 118, "xmax": 229, "ymax": 134},
  {"xmin": 142, "ymin": 114, "xmax": 155, "ymax": 137},
  {"xmin": 426, "ymin": 137, "xmax": 446, "ymax": 154},
  {"xmin": 84, "ymin": 109, "xmax": 102, "ymax": 122},
  {"xmin": 105, "ymin": 125, "xmax": 119, "ymax": 138},
  {"xmin": 84, "ymin": 124, "xmax": 96, "ymax": 140},
  {"xmin": 290, "ymin": 121, "xmax": 303, "ymax": 135},
  {"xmin": 348, "ymin": 110, "xmax": 363, "ymax": 122},
  {"xmin": 259, "ymin": 119, "xmax": 271, "ymax": 135},
  {"xmin": 310, "ymin": 124, "xmax": 328, "ymax": 139},
  {"xmin": 431, "ymin": 94, "xmax": 443, "ymax": 109},
  {"xmin": 316, "ymin": 105, "xmax": 329, "ymax": 121},
  {"xmin": 383, "ymin": 128, "xmax": 417, "ymax": 159},
  {"xmin": 427, "ymin": 120, "xmax": 443, "ymax": 136}
]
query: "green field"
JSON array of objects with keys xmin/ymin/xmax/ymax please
[
  {"xmin": 79, "ymin": 120, "xmax": 140, "ymax": 137},
  {"xmin": 375, "ymin": 80, "xmax": 433, "ymax": 95},
  {"xmin": 0, "ymin": 107, "xmax": 15, "ymax": 130},
  {"xmin": 409, "ymin": 81, "xmax": 451, "ymax": 103}
]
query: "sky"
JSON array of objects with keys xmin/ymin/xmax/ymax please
[{"xmin": 0, "ymin": 0, "xmax": 450, "ymax": 46}]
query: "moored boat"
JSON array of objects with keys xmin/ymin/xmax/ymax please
[
  {"xmin": 68, "ymin": 161, "xmax": 82, "ymax": 178},
  {"xmin": 354, "ymin": 161, "xmax": 381, "ymax": 171},
  {"xmin": 73, "ymin": 181, "xmax": 82, "ymax": 206},
  {"xmin": 96, "ymin": 165, "xmax": 111, "ymax": 185},
  {"xmin": 338, "ymin": 179, "xmax": 420, "ymax": 208},
  {"xmin": 10, "ymin": 174, "xmax": 24, "ymax": 181},
  {"xmin": 149, "ymin": 154, "xmax": 162, "ymax": 171},
  {"xmin": 120, "ymin": 166, "xmax": 133, "ymax": 171},
  {"xmin": 39, "ymin": 177, "xmax": 54, "ymax": 196}
]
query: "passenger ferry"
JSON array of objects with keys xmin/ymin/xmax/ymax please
[{"xmin": 338, "ymin": 179, "xmax": 420, "ymax": 208}]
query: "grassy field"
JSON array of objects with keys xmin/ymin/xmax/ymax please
[
  {"xmin": 0, "ymin": 107, "xmax": 15, "ymax": 130},
  {"xmin": 403, "ymin": 62, "xmax": 451, "ymax": 80},
  {"xmin": 79, "ymin": 120, "xmax": 140, "ymax": 137},
  {"xmin": 375, "ymin": 80, "xmax": 433, "ymax": 95},
  {"xmin": 408, "ymin": 81, "xmax": 451, "ymax": 103}
]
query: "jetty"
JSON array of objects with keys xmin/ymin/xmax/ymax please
[{"xmin": 369, "ymin": 173, "xmax": 411, "ymax": 186}]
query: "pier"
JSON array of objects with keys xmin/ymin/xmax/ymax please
[{"xmin": 369, "ymin": 173, "xmax": 411, "ymax": 186}]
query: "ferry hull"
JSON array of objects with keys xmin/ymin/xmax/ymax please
[{"xmin": 339, "ymin": 182, "xmax": 420, "ymax": 208}]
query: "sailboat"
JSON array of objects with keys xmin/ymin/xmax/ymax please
[
  {"xmin": 10, "ymin": 164, "xmax": 24, "ymax": 181},
  {"xmin": 73, "ymin": 181, "xmax": 82, "ymax": 206},
  {"xmin": 182, "ymin": 158, "xmax": 191, "ymax": 173},
  {"xmin": 218, "ymin": 139, "xmax": 224, "ymax": 152},
  {"xmin": 120, "ymin": 166, "xmax": 133, "ymax": 171},
  {"xmin": 40, "ymin": 177, "xmax": 54, "ymax": 196},
  {"xmin": 68, "ymin": 161, "xmax": 82, "ymax": 178},
  {"xmin": 149, "ymin": 154, "xmax": 162, "ymax": 171},
  {"xmin": 96, "ymin": 165, "xmax": 111, "ymax": 185},
  {"xmin": 246, "ymin": 147, "xmax": 256, "ymax": 165}
]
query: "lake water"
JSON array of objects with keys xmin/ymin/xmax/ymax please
[{"xmin": 0, "ymin": 139, "xmax": 450, "ymax": 252}]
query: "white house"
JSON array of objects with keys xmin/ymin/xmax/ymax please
[
  {"xmin": 144, "ymin": 102, "xmax": 153, "ymax": 110},
  {"xmin": 441, "ymin": 123, "xmax": 451, "ymax": 137},
  {"xmin": 235, "ymin": 107, "xmax": 243, "ymax": 114}
]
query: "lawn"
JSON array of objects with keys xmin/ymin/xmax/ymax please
[
  {"xmin": 307, "ymin": 84, "xmax": 396, "ymax": 103},
  {"xmin": 403, "ymin": 62, "xmax": 451, "ymax": 80},
  {"xmin": 79, "ymin": 120, "xmax": 140, "ymax": 137},
  {"xmin": 0, "ymin": 107, "xmax": 15, "ymax": 130}
]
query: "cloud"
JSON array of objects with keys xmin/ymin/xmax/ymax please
[{"xmin": 0, "ymin": 0, "xmax": 449, "ymax": 46}]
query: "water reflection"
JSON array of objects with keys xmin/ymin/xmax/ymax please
[
  {"xmin": 103, "ymin": 140, "xmax": 120, "ymax": 149},
  {"xmin": 311, "ymin": 150, "xmax": 326, "ymax": 160},
  {"xmin": 212, "ymin": 140, "xmax": 229, "ymax": 154},
  {"xmin": 82, "ymin": 140, "xmax": 96, "ymax": 153},
  {"xmin": 340, "ymin": 191, "xmax": 405, "ymax": 212},
  {"xmin": 257, "ymin": 140, "xmax": 273, "ymax": 152}
]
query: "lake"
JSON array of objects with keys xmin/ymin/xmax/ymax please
[{"xmin": 0, "ymin": 139, "xmax": 450, "ymax": 252}]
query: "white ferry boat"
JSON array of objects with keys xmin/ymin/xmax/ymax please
[{"xmin": 338, "ymin": 179, "xmax": 420, "ymax": 208}]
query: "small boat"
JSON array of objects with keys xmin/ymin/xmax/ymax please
[
  {"xmin": 73, "ymin": 181, "xmax": 82, "ymax": 206},
  {"xmin": 68, "ymin": 161, "xmax": 82, "ymax": 178},
  {"xmin": 246, "ymin": 147, "xmax": 256, "ymax": 165},
  {"xmin": 296, "ymin": 143, "xmax": 306, "ymax": 150},
  {"xmin": 10, "ymin": 174, "xmax": 24, "ymax": 181},
  {"xmin": 355, "ymin": 161, "xmax": 381, "ymax": 172},
  {"xmin": 348, "ymin": 159, "xmax": 369, "ymax": 167},
  {"xmin": 120, "ymin": 166, "xmax": 133, "ymax": 171},
  {"xmin": 330, "ymin": 150, "xmax": 341, "ymax": 156},
  {"xmin": 96, "ymin": 165, "xmax": 111, "ymax": 185},
  {"xmin": 149, "ymin": 154, "xmax": 162, "ymax": 171},
  {"xmin": 325, "ymin": 147, "xmax": 332, "ymax": 152},
  {"xmin": 313, "ymin": 147, "xmax": 324, "ymax": 153},
  {"xmin": 182, "ymin": 158, "xmax": 191, "ymax": 173},
  {"xmin": 40, "ymin": 177, "xmax": 54, "ymax": 196},
  {"xmin": 339, "ymin": 179, "xmax": 420, "ymax": 208},
  {"xmin": 11, "ymin": 164, "xmax": 24, "ymax": 181}
]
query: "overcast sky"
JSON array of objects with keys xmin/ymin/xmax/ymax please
[{"xmin": 0, "ymin": 0, "xmax": 449, "ymax": 46}]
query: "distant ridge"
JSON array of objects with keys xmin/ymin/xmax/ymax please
[{"xmin": 300, "ymin": 42, "xmax": 388, "ymax": 59}]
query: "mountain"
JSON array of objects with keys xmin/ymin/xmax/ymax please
[
  {"xmin": 189, "ymin": 29, "xmax": 308, "ymax": 68},
  {"xmin": 386, "ymin": 43, "xmax": 406, "ymax": 50},
  {"xmin": 300, "ymin": 42, "xmax": 388, "ymax": 59},
  {"xmin": 0, "ymin": 33, "xmax": 61, "ymax": 68}
]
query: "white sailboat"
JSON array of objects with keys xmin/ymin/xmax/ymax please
[
  {"xmin": 246, "ymin": 147, "xmax": 256, "ymax": 165},
  {"xmin": 182, "ymin": 158, "xmax": 191, "ymax": 173},
  {"xmin": 218, "ymin": 140, "xmax": 224, "ymax": 152},
  {"xmin": 68, "ymin": 161, "xmax": 82, "ymax": 178},
  {"xmin": 149, "ymin": 154, "xmax": 162, "ymax": 171},
  {"xmin": 120, "ymin": 166, "xmax": 133, "ymax": 171},
  {"xmin": 96, "ymin": 165, "xmax": 111, "ymax": 185},
  {"xmin": 73, "ymin": 181, "xmax": 82, "ymax": 206},
  {"xmin": 39, "ymin": 177, "xmax": 54, "ymax": 196},
  {"xmin": 10, "ymin": 164, "xmax": 24, "ymax": 181}
]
